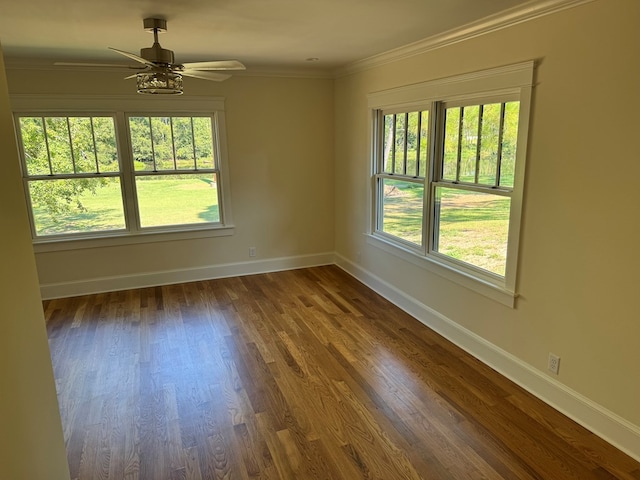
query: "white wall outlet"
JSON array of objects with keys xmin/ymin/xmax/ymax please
[
  {"xmin": 548, "ymin": 353, "xmax": 561, "ymax": 375},
  {"xmin": 249, "ymin": 247, "xmax": 256, "ymax": 257}
]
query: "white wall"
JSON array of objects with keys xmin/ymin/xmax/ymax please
[
  {"xmin": 6, "ymin": 69, "xmax": 335, "ymax": 294},
  {"xmin": 0, "ymin": 46, "xmax": 70, "ymax": 479},
  {"xmin": 334, "ymin": 0, "xmax": 640, "ymax": 458}
]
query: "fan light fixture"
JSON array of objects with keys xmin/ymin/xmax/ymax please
[
  {"xmin": 54, "ymin": 18, "xmax": 246, "ymax": 94},
  {"xmin": 136, "ymin": 70, "xmax": 183, "ymax": 95}
]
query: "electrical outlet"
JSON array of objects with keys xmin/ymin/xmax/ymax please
[
  {"xmin": 548, "ymin": 353, "xmax": 561, "ymax": 375},
  {"xmin": 249, "ymin": 247, "xmax": 256, "ymax": 257}
]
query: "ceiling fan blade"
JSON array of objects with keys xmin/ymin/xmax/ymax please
[
  {"xmin": 54, "ymin": 61, "xmax": 144, "ymax": 69},
  {"xmin": 181, "ymin": 70, "xmax": 231, "ymax": 82},
  {"xmin": 181, "ymin": 60, "xmax": 246, "ymax": 71},
  {"xmin": 108, "ymin": 47, "xmax": 156, "ymax": 66}
]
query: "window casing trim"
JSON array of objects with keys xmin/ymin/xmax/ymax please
[
  {"xmin": 11, "ymin": 95, "xmax": 234, "ymax": 245},
  {"xmin": 10, "ymin": 94, "xmax": 226, "ymax": 113},
  {"xmin": 32, "ymin": 225, "xmax": 235, "ymax": 253},
  {"xmin": 367, "ymin": 61, "xmax": 534, "ymax": 305},
  {"xmin": 367, "ymin": 61, "xmax": 534, "ymax": 110}
]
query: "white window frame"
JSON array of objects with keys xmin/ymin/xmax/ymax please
[
  {"xmin": 367, "ymin": 62, "xmax": 534, "ymax": 307},
  {"xmin": 11, "ymin": 94, "xmax": 235, "ymax": 252}
]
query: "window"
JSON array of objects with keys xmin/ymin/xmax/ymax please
[
  {"xmin": 13, "ymin": 95, "xmax": 233, "ymax": 245},
  {"xmin": 369, "ymin": 62, "xmax": 533, "ymax": 305}
]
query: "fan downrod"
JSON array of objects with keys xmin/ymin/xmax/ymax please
[{"xmin": 140, "ymin": 18, "xmax": 174, "ymax": 65}]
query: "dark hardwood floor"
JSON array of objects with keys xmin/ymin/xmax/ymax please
[{"xmin": 44, "ymin": 266, "xmax": 640, "ymax": 479}]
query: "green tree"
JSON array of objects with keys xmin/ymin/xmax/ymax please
[
  {"xmin": 20, "ymin": 114, "xmax": 218, "ymax": 225},
  {"xmin": 128, "ymin": 116, "xmax": 214, "ymax": 170},
  {"xmin": 443, "ymin": 101, "xmax": 519, "ymax": 186}
]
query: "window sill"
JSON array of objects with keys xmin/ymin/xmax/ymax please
[
  {"xmin": 33, "ymin": 225, "xmax": 235, "ymax": 253},
  {"xmin": 365, "ymin": 233, "xmax": 517, "ymax": 308}
]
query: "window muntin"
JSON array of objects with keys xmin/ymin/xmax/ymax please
[{"xmin": 16, "ymin": 111, "xmax": 228, "ymax": 239}]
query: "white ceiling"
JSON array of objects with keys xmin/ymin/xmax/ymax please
[{"xmin": 1, "ymin": 0, "xmax": 548, "ymax": 71}]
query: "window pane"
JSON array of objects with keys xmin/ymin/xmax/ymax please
[
  {"xmin": 46, "ymin": 117, "xmax": 74, "ymax": 174},
  {"xmin": 129, "ymin": 116, "xmax": 216, "ymax": 172},
  {"xmin": 68, "ymin": 117, "xmax": 97, "ymax": 173},
  {"xmin": 382, "ymin": 114, "xmax": 394, "ymax": 174},
  {"xmin": 394, "ymin": 114, "xmax": 406, "ymax": 175},
  {"xmin": 380, "ymin": 178, "xmax": 423, "ymax": 246},
  {"xmin": 418, "ymin": 111, "xmax": 428, "ymax": 178},
  {"xmin": 459, "ymin": 105, "xmax": 479, "ymax": 183},
  {"xmin": 407, "ymin": 112, "xmax": 418, "ymax": 176},
  {"xmin": 92, "ymin": 117, "xmax": 119, "ymax": 173},
  {"xmin": 433, "ymin": 186, "xmax": 510, "ymax": 276},
  {"xmin": 19, "ymin": 117, "xmax": 50, "ymax": 175},
  {"xmin": 151, "ymin": 117, "xmax": 175, "ymax": 170},
  {"xmin": 28, "ymin": 178, "xmax": 125, "ymax": 236},
  {"xmin": 478, "ymin": 104, "xmax": 501, "ymax": 185},
  {"xmin": 129, "ymin": 117, "xmax": 154, "ymax": 171},
  {"xmin": 136, "ymin": 173, "xmax": 220, "ymax": 228},
  {"xmin": 500, "ymin": 102, "xmax": 520, "ymax": 188},
  {"xmin": 442, "ymin": 107, "xmax": 460, "ymax": 181},
  {"xmin": 173, "ymin": 117, "xmax": 196, "ymax": 170},
  {"xmin": 405, "ymin": 111, "xmax": 422, "ymax": 177},
  {"xmin": 193, "ymin": 117, "xmax": 215, "ymax": 169}
]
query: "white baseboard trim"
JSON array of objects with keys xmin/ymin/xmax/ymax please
[
  {"xmin": 40, "ymin": 252, "xmax": 335, "ymax": 300},
  {"xmin": 334, "ymin": 254, "xmax": 640, "ymax": 462}
]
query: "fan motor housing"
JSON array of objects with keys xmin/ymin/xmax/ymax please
[{"xmin": 140, "ymin": 45, "xmax": 175, "ymax": 65}]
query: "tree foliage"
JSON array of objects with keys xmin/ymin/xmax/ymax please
[
  {"xmin": 382, "ymin": 101, "xmax": 520, "ymax": 186},
  {"xmin": 442, "ymin": 101, "xmax": 519, "ymax": 186},
  {"xmin": 383, "ymin": 110, "xmax": 428, "ymax": 177},
  {"xmin": 18, "ymin": 115, "xmax": 217, "ymax": 223},
  {"xmin": 129, "ymin": 116, "xmax": 215, "ymax": 170},
  {"xmin": 19, "ymin": 116, "xmax": 118, "ymax": 217}
]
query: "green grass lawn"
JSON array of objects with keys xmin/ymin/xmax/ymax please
[
  {"xmin": 32, "ymin": 174, "xmax": 219, "ymax": 235},
  {"xmin": 382, "ymin": 184, "xmax": 509, "ymax": 276},
  {"xmin": 34, "ymin": 174, "xmax": 508, "ymax": 276}
]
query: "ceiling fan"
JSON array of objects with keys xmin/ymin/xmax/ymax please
[{"xmin": 56, "ymin": 18, "xmax": 246, "ymax": 95}]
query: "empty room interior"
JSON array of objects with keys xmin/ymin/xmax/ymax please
[{"xmin": 1, "ymin": 0, "xmax": 639, "ymax": 478}]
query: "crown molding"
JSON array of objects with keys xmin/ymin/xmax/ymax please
[{"xmin": 334, "ymin": 0, "xmax": 596, "ymax": 78}]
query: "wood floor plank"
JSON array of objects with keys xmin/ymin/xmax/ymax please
[{"xmin": 45, "ymin": 266, "xmax": 640, "ymax": 479}]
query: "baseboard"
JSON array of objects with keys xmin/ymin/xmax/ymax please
[
  {"xmin": 40, "ymin": 252, "xmax": 335, "ymax": 300},
  {"xmin": 334, "ymin": 254, "xmax": 640, "ymax": 462}
]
